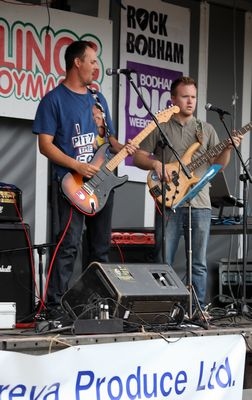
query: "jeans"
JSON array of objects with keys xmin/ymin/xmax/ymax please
[
  {"xmin": 46, "ymin": 183, "xmax": 114, "ymax": 309},
  {"xmin": 154, "ymin": 207, "xmax": 212, "ymax": 308}
]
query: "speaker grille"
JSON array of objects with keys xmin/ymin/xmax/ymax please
[{"xmin": 0, "ymin": 223, "xmax": 34, "ymax": 322}]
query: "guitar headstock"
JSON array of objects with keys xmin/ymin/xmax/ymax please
[{"xmin": 155, "ymin": 105, "xmax": 180, "ymax": 123}]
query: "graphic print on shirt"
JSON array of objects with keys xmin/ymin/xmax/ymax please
[
  {"xmin": 72, "ymin": 123, "xmax": 96, "ymax": 164},
  {"xmin": 71, "ymin": 104, "xmax": 107, "ymax": 164}
]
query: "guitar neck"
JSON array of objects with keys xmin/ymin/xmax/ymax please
[
  {"xmin": 187, "ymin": 121, "xmax": 252, "ymax": 172},
  {"xmin": 106, "ymin": 125, "xmax": 153, "ymax": 171},
  {"xmin": 106, "ymin": 106, "xmax": 179, "ymax": 172}
]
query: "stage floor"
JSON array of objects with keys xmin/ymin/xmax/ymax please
[{"xmin": 0, "ymin": 314, "xmax": 251, "ymax": 355}]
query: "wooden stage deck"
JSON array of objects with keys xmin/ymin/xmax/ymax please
[{"xmin": 0, "ymin": 314, "xmax": 251, "ymax": 355}]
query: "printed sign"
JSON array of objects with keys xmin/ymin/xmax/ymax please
[
  {"xmin": 0, "ymin": 335, "xmax": 246, "ymax": 400},
  {"xmin": 117, "ymin": 0, "xmax": 190, "ymax": 181},
  {"xmin": 0, "ymin": 2, "xmax": 112, "ymax": 120}
]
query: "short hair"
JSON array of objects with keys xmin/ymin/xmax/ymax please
[
  {"xmin": 64, "ymin": 40, "xmax": 96, "ymax": 71},
  {"xmin": 171, "ymin": 76, "xmax": 197, "ymax": 96}
]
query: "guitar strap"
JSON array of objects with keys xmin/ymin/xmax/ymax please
[
  {"xmin": 195, "ymin": 119, "xmax": 204, "ymax": 145},
  {"xmin": 88, "ymin": 86, "xmax": 111, "ymax": 138}
]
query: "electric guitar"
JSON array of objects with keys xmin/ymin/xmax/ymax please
[
  {"xmin": 147, "ymin": 121, "xmax": 252, "ymax": 208},
  {"xmin": 61, "ymin": 105, "xmax": 180, "ymax": 215}
]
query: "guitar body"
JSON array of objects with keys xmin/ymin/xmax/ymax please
[
  {"xmin": 147, "ymin": 120, "xmax": 252, "ymax": 208},
  {"xmin": 61, "ymin": 144, "xmax": 128, "ymax": 215},
  {"xmin": 61, "ymin": 106, "xmax": 181, "ymax": 215},
  {"xmin": 147, "ymin": 142, "xmax": 200, "ymax": 207}
]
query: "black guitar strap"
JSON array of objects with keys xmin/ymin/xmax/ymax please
[
  {"xmin": 88, "ymin": 86, "xmax": 111, "ymax": 138},
  {"xmin": 195, "ymin": 119, "xmax": 203, "ymax": 145}
]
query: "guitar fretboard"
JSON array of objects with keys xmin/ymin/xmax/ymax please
[
  {"xmin": 106, "ymin": 106, "xmax": 180, "ymax": 172},
  {"xmin": 188, "ymin": 122, "xmax": 252, "ymax": 172}
]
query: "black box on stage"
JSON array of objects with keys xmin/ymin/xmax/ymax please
[
  {"xmin": 62, "ymin": 262, "xmax": 189, "ymax": 325},
  {"xmin": 0, "ymin": 183, "xmax": 22, "ymax": 222},
  {"xmin": 218, "ymin": 259, "xmax": 252, "ymax": 303},
  {"xmin": 0, "ymin": 223, "xmax": 34, "ymax": 322}
]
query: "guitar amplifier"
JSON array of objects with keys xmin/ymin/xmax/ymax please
[
  {"xmin": 0, "ymin": 183, "xmax": 22, "ymax": 222},
  {"xmin": 218, "ymin": 259, "xmax": 252, "ymax": 303}
]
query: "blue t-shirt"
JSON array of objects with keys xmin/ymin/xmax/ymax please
[{"xmin": 32, "ymin": 83, "xmax": 115, "ymax": 178}]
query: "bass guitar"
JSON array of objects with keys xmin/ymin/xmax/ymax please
[
  {"xmin": 147, "ymin": 121, "xmax": 252, "ymax": 208},
  {"xmin": 61, "ymin": 105, "xmax": 180, "ymax": 215}
]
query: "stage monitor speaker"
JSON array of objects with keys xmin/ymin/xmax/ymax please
[
  {"xmin": 62, "ymin": 262, "xmax": 189, "ymax": 326},
  {"xmin": 0, "ymin": 223, "xmax": 35, "ymax": 322}
]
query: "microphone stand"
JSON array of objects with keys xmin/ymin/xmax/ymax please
[
  {"xmin": 171, "ymin": 163, "xmax": 222, "ymax": 320},
  {"xmin": 218, "ymin": 113, "xmax": 252, "ymax": 314},
  {"xmin": 124, "ymin": 71, "xmax": 191, "ymax": 262}
]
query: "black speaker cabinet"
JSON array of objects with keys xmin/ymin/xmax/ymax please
[
  {"xmin": 0, "ymin": 223, "xmax": 35, "ymax": 322},
  {"xmin": 62, "ymin": 262, "xmax": 189, "ymax": 325}
]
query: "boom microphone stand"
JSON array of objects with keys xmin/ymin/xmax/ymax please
[
  {"xmin": 217, "ymin": 113, "xmax": 252, "ymax": 314},
  {"xmin": 124, "ymin": 71, "xmax": 192, "ymax": 262}
]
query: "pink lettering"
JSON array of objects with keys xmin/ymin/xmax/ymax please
[
  {"xmin": 54, "ymin": 37, "xmax": 73, "ymax": 75},
  {"xmin": 12, "ymin": 70, "xmax": 26, "ymax": 97},
  {"xmin": 0, "ymin": 26, "xmax": 15, "ymax": 68},
  {"xmin": 26, "ymin": 73, "xmax": 45, "ymax": 99},
  {"xmin": 0, "ymin": 69, "xmax": 13, "ymax": 94},
  {"xmin": 26, "ymin": 32, "xmax": 51, "ymax": 74}
]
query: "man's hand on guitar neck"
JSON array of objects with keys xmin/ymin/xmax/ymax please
[
  {"xmin": 227, "ymin": 131, "xmax": 243, "ymax": 149},
  {"xmin": 124, "ymin": 139, "xmax": 139, "ymax": 155},
  {"xmin": 109, "ymin": 136, "xmax": 139, "ymax": 155},
  {"xmin": 213, "ymin": 131, "xmax": 243, "ymax": 170}
]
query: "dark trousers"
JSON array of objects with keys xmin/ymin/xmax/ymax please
[{"xmin": 46, "ymin": 184, "xmax": 114, "ymax": 309}]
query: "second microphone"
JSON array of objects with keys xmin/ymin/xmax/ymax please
[{"xmin": 106, "ymin": 68, "xmax": 136, "ymax": 76}]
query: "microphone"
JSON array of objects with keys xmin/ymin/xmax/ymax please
[
  {"xmin": 205, "ymin": 103, "xmax": 230, "ymax": 116},
  {"xmin": 106, "ymin": 68, "xmax": 136, "ymax": 76}
]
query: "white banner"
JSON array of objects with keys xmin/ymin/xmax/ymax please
[
  {"xmin": 118, "ymin": 0, "xmax": 190, "ymax": 182},
  {"xmin": 0, "ymin": 334, "xmax": 246, "ymax": 399},
  {"xmin": 0, "ymin": 2, "xmax": 112, "ymax": 120}
]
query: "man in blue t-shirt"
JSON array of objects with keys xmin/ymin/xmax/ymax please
[{"xmin": 33, "ymin": 40, "xmax": 137, "ymax": 321}]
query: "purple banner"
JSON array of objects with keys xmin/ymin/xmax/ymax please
[{"xmin": 124, "ymin": 60, "xmax": 181, "ymax": 166}]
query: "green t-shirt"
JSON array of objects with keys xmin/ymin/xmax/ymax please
[{"xmin": 140, "ymin": 116, "xmax": 219, "ymax": 208}]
